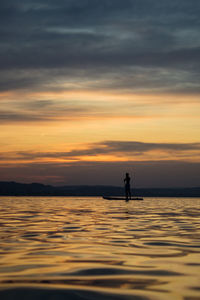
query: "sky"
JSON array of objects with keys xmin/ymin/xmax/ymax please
[{"xmin": 0, "ymin": 0, "xmax": 200, "ymax": 187}]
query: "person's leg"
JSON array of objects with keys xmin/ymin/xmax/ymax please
[
  {"xmin": 125, "ymin": 186, "xmax": 129, "ymax": 201},
  {"xmin": 129, "ymin": 188, "xmax": 131, "ymax": 200}
]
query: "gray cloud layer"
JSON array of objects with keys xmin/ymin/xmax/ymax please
[
  {"xmin": 0, "ymin": 160, "xmax": 199, "ymax": 188},
  {"xmin": 0, "ymin": 0, "xmax": 200, "ymax": 94}
]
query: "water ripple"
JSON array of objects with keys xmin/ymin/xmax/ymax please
[{"xmin": 0, "ymin": 196, "xmax": 200, "ymax": 300}]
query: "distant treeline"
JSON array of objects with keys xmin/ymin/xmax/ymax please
[{"xmin": 0, "ymin": 181, "xmax": 200, "ymax": 197}]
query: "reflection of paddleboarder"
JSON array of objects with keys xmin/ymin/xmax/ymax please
[{"xmin": 124, "ymin": 173, "xmax": 131, "ymax": 201}]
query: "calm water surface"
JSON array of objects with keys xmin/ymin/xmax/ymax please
[{"xmin": 0, "ymin": 197, "xmax": 200, "ymax": 300}]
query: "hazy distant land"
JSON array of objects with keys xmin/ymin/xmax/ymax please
[{"xmin": 0, "ymin": 181, "xmax": 200, "ymax": 197}]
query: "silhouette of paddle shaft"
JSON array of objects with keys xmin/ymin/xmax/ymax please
[{"xmin": 124, "ymin": 173, "xmax": 131, "ymax": 201}]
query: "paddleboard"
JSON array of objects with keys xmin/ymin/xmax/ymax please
[{"xmin": 103, "ymin": 196, "xmax": 143, "ymax": 200}]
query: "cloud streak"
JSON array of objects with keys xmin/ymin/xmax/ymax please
[{"xmin": 1, "ymin": 141, "xmax": 200, "ymax": 162}]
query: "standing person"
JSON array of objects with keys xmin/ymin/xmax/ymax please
[{"xmin": 124, "ymin": 173, "xmax": 131, "ymax": 201}]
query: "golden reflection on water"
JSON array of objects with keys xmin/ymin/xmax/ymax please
[{"xmin": 0, "ymin": 197, "xmax": 200, "ymax": 300}]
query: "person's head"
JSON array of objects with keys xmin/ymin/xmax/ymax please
[{"xmin": 126, "ymin": 172, "xmax": 129, "ymax": 176}]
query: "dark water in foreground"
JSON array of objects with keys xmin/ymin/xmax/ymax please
[{"xmin": 0, "ymin": 197, "xmax": 200, "ymax": 300}]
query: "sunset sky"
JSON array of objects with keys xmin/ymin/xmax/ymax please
[{"xmin": 0, "ymin": 0, "xmax": 200, "ymax": 187}]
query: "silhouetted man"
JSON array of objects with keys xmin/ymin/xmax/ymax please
[{"xmin": 124, "ymin": 173, "xmax": 131, "ymax": 201}]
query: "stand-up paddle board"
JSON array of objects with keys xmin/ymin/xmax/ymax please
[{"xmin": 103, "ymin": 196, "xmax": 143, "ymax": 200}]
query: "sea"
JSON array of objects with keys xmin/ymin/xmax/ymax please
[{"xmin": 0, "ymin": 196, "xmax": 200, "ymax": 300}]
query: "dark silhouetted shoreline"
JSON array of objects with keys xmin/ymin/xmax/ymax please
[{"xmin": 0, "ymin": 181, "xmax": 200, "ymax": 197}]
